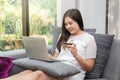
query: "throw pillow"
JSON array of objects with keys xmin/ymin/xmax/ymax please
[
  {"xmin": 85, "ymin": 34, "xmax": 114, "ymax": 79},
  {"xmin": 13, "ymin": 58, "xmax": 80, "ymax": 79},
  {"xmin": 0, "ymin": 57, "xmax": 15, "ymax": 79}
]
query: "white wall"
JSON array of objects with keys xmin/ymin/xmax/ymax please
[
  {"xmin": 57, "ymin": 0, "xmax": 106, "ymax": 34},
  {"xmin": 77, "ymin": 0, "xmax": 106, "ymax": 34},
  {"xmin": 57, "ymin": 0, "xmax": 76, "ymax": 27}
]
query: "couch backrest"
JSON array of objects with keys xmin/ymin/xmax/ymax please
[
  {"xmin": 0, "ymin": 49, "xmax": 26, "ymax": 59},
  {"xmin": 48, "ymin": 26, "xmax": 61, "ymax": 55}
]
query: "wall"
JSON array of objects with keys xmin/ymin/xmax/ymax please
[
  {"xmin": 57, "ymin": 0, "xmax": 107, "ymax": 34},
  {"xmin": 57, "ymin": 0, "xmax": 76, "ymax": 27},
  {"xmin": 77, "ymin": 0, "xmax": 106, "ymax": 34}
]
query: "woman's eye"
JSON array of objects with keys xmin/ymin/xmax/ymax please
[
  {"xmin": 65, "ymin": 21, "xmax": 73, "ymax": 26},
  {"xmin": 69, "ymin": 22, "xmax": 73, "ymax": 25}
]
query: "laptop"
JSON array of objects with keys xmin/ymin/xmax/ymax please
[{"xmin": 22, "ymin": 36, "xmax": 59, "ymax": 62}]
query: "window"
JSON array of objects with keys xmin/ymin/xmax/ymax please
[
  {"xmin": 0, "ymin": 0, "xmax": 57, "ymax": 51},
  {"xmin": 0, "ymin": 0, "xmax": 22, "ymax": 51},
  {"xmin": 29, "ymin": 0, "xmax": 56, "ymax": 46}
]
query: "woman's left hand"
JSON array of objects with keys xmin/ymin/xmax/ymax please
[{"xmin": 67, "ymin": 43, "xmax": 78, "ymax": 57}]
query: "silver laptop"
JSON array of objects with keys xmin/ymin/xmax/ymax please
[{"xmin": 22, "ymin": 36, "xmax": 58, "ymax": 62}]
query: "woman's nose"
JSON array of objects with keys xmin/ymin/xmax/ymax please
[{"xmin": 67, "ymin": 24, "xmax": 71, "ymax": 28}]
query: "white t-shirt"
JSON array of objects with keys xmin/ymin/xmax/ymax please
[{"xmin": 56, "ymin": 32, "xmax": 97, "ymax": 80}]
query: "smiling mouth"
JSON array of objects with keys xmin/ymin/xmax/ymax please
[
  {"xmin": 69, "ymin": 29, "xmax": 73, "ymax": 32},
  {"xmin": 68, "ymin": 28, "xmax": 73, "ymax": 32}
]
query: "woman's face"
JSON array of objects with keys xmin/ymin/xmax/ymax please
[{"xmin": 64, "ymin": 16, "xmax": 81, "ymax": 36}]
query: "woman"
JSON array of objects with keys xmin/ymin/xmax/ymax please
[
  {"xmin": 1, "ymin": 8, "xmax": 96, "ymax": 80},
  {"xmin": 1, "ymin": 70, "xmax": 56, "ymax": 80},
  {"xmin": 52, "ymin": 8, "xmax": 97, "ymax": 80}
]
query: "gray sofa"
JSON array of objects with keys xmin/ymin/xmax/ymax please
[
  {"xmin": 0, "ymin": 39, "xmax": 120, "ymax": 80},
  {"xmin": 0, "ymin": 27, "xmax": 120, "ymax": 80}
]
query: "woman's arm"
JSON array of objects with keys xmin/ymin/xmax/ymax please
[
  {"xmin": 74, "ymin": 55, "xmax": 95, "ymax": 72},
  {"xmin": 67, "ymin": 44, "xmax": 96, "ymax": 72}
]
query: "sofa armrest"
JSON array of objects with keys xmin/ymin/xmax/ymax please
[
  {"xmin": 85, "ymin": 79, "xmax": 107, "ymax": 80},
  {"xmin": 0, "ymin": 49, "xmax": 27, "ymax": 59},
  {"xmin": 102, "ymin": 39, "xmax": 120, "ymax": 80}
]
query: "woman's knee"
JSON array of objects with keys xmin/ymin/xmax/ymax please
[
  {"xmin": 34, "ymin": 70, "xmax": 43, "ymax": 76},
  {"xmin": 23, "ymin": 70, "xmax": 33, "ymax": 73},
  {"xmin": 18, "ymin": 70, "xmax": 33, "ymax": 74}
]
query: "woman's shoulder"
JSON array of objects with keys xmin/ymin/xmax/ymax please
[
  {"xmin": 82, "ymin": 32, "xmax": 94, "ymax": 38},
  {"xmin": 81, "ymin": 32, "xmax": 95, "ymax": 43}
]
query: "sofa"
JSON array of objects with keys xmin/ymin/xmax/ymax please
[{"xmin": 0, "ymin": 27, "xmax": 120, "ymax": 80}]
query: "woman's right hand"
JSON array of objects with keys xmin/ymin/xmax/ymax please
[
  {"xmin": 48, "ymin": 51, "xmax": 60, "ymax": 59},
  {"xmin": 48, "ymin": 54, "xmax": 54, "ymax": 59},
  {"xmin": 67, "ymin": 43, "xmax": 78, "ymax": 57}
]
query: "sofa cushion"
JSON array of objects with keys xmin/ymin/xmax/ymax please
[
  {"xmin": 0, "ymin": 57, "xmax": 15, "ymax": 78},
  {"xmin": 85, "ymin": 34, "xmax": 114, "ymax": 79},
  {"xmin": 102, "ymin": 39, "xmax": 120, "ymax": 80},
  {"xmin": 13, "ymin": 58, "xmax": 80, "ymax": 79}
]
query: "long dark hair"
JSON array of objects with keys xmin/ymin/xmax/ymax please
[{"xmin": 57, "ymin": 8, "xmax": 84, "ymax": 52}]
